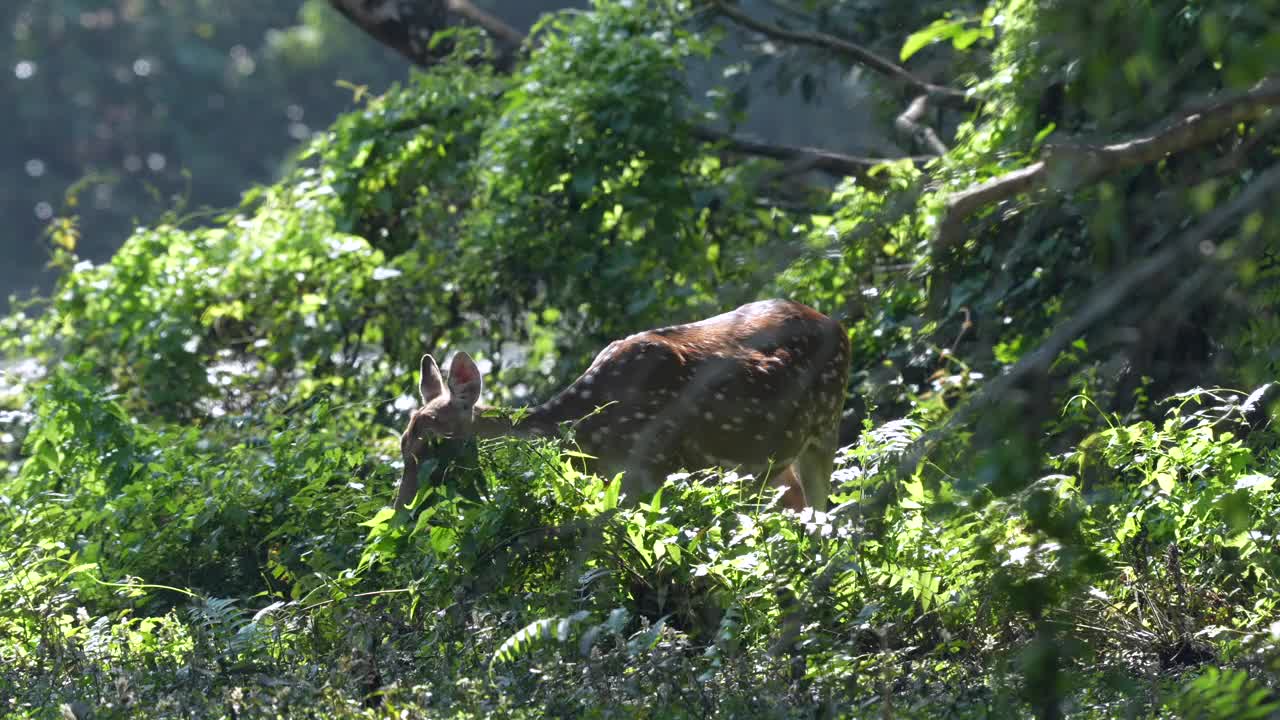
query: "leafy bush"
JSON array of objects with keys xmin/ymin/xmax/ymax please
[{"xmin": 4, "ymin": 0, "xmax": 1280, "ymax": 716}]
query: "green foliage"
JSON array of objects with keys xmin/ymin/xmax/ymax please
[
  {"xmin": 10, "ymin": 372, "xmax": 1280, "ymax": 715},
  {"xmin": 4, "ymin": 0, "xmax": 1280, "ymax": 716},
  {"xmin": 1170, "ymin": 666, "xmax": 1280, "ymax": 719},
  {"xmin": 924, "ymin": 0, "xmax": 1280, "ymax": 415},
  {"xmin": 471, "ymin": 3, "xmax": 717, "ymax": 342},
  {"xmin": 901, "ymin": 14, "xmax": 995, "ymax": 62}
]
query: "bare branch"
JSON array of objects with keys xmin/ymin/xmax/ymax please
[
  {"xmin": 935, "ymin": 75, "xmax": 1280, "ymax": 250},
  {"xmin": 708, "ymin": 0, "xmax": 973, "ymax": 110},
  {"xmin": 446, "ymin": 0, "xmax": 526, "ymax": 48},
  {"xmin": 904, "ymin": 159, "xmax": 1280, "ymax": 476},
  {"xmin": 894, "ymin": 95, "xmax": 949, "ymax": 156},
  {"xmin": 1200, "ymin": 112, "xmax": 1280, "ymax": 180},
  {"xmin": 327, "ymin": 0, "xmax": 449, "ymax": 68},
  {"xmin": 327, "ymin": 0, "xmax": 525, "ymax": 70},
  {"xmin": 1047, "ymin": 77, "xmax": 1280, "ymax": 177},
  {"xmin": 691, "ymin": 125, "xmax": 932, "ymax": 183},
  {"xmin": 1013, "ymin": 164, "xmax": 1280, "ymax": 380}
]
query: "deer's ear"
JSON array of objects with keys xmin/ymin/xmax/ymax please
[
  {"xmin": 447, "ymin": 351, "xmax": 483, "ymax": 409},
  {"xmin": 419, "ymin": 354, "xmax": 445, "ymax": 403}
]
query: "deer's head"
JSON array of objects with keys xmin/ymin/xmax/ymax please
[{"xmin": 400, "ymin": 352, "xmax": 483, "ymax": 462}]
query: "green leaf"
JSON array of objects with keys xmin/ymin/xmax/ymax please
[
  {"xmin": 429, "ymin": 525, "xmax": 457, "ymax": 553},
  {"xmin": 1032, "ymin": 122, "xmax": 1057, "ymax": 147},
  {"xmin": 952, "ymin": 28, "xmax": 984, "ymax": 50},
  {"xmin": 490, "ymin": 611, "xmax": 592, "ymax": 671},
  {"xmin": 491, "ymin": 618, "xmax": 557, "ymax": 667},
  {"xmin": 604, "ymin": 473, "xmax": 623, "ymax": 509},
  {"xmin": 665, "ymin": 541, "xmax": 682, "ymax": 564},
  {"xmin": 351, "ymin": 140, "xmax": 374, "ymax": 168},
  {"xmin": 359, "ymin": 507, "xmax": 396, "ymax": 528},
  {"xmin": 901, "ymin": 19, "xmax": 968, "ymax": 62},
  {"xmin": 58, "ymin": 563, "xmax": 100, "ymax": 583}
]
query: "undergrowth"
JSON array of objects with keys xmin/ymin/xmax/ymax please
[{"xmin": 2, "ymin": 375, "xmax": 1279, "ymax": 717}]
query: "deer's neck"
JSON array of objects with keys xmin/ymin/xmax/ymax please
[
  {"xmin": 398, "ymin": 403, "xmax": 561, "ymax": 511},
  {"xmin": 470, "ymin": 404, "xmax": 561, "ymax": 440}
]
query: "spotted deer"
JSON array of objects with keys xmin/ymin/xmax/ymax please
[{"xmin": 396, "ymin": 299, "xmax": 851, "ymax": 512}]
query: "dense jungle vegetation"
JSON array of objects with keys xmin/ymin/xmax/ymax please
[{"xmin": 3, "ymin": 0, "xmax": 1280, "ymax": 717}]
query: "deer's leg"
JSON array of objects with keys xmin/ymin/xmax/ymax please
[
  {"xmin": 794, "ymin": 430, "xmax": 838, "ymax": 512},
  {"xmin": 764, "ymin": 468, "xmax": 812, "ymax": 679},
  {"xmin": 621, "ymin": 416, "xmax": 679, "ymax": 504},
  {"xmin": 767, "ymin": 465, "xmax": 809, "ymax": 512},
  {"xmin": 767, "ymin": 442, "xmax": 839, "ymax": 686}
]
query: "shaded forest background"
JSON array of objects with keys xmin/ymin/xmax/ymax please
[{"xmin": 2, "ymin": 0, "xmax": 894, "ymax": 310}]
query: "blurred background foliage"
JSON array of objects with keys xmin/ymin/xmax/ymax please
[
  {"xmin": 2, "ymin": 0, "xmax": 1280, "ymax": 717},
  {"xmin": 0, "ymin": 0, "xmax": 905, "ymax": 312},
  {"xmin": 0, "ymin": 0, "xmax": 410, "ymax": 309}
]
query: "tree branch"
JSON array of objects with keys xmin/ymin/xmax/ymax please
[
  {"xmin": 895, "ymin": 95, "xmax": 949, "ymax": 156},
  {"xmin": 446, "ymin": 0, "xmax": 526, "ymax": 48},
  {"xmin": 904, "ymin": 159, "xmax": 1280, "ymax": 477},
  {"xmin": 327, "ymin": 0, "xmax": 449, "ymax": 68},
  {"xmin": 935, "ymin": 75, "xmax": 1280, "ymax": 251},
  {"xmin": 691, "ymin": 125, "xmax": 931, "ymax": 183},
  {"xmin": 327, "ymin": 0, "xmax": 525, "ymax": 70},
  {"xmin": 708, "ymin": 0, "xmax": 973, "ymax": 110},
  {"xmin": 331, "ymin": 2, "xmax": 932, "ymax": 182}
]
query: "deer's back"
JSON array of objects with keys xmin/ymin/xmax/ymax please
[{"xmin": 533, "ymin": 300, "xmax": 850, "ymax": 478}]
